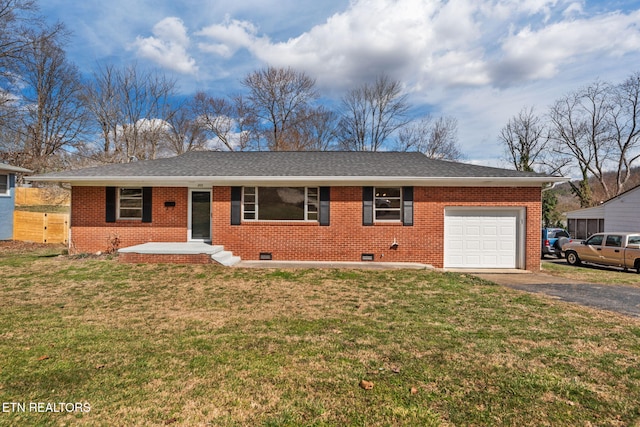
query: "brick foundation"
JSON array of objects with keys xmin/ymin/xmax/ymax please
[{"xmin": 118, "ymin": 252, "xmax": 212, "ymax": 264}]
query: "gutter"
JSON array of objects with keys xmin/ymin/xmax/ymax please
[{"xmin": 26, "ymin": 174, "xmax": 569, "ymax": 187}]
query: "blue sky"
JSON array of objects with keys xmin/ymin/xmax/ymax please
[{"xmin": 41, "ymin": 0, "xmax": 640, "ymax": 166}]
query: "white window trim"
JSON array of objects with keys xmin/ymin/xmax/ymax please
[
  {"xmin": 0, "ymin": 174, "xmax": 9, "ymax": 197},
  {"xmin": 243, "ymin": 186, "xmax": 257, "ymax": 220},
  {"xmin": 305, "ymin": 187, "xmax": 319, "ymax": 221},
  {"xmin": 117, "ymin": 187, "xmax": 143, "ymax": 220},
  {"xmin": 374, "ymin": 186, "xmax": 402, "ymax": 222},
  {"xmin": 242, "ymin": 186, "xmax": 320, "ymax": 222}
]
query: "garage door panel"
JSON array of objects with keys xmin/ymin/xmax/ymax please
[
  {"xmin": 444, "ymin": 210, "xmax": 518, "ymax": 269},
  {"xmin": 467, "ymin": 226, "xmax": 480, "ymax": 236},
  {"xmin": 483, "ymin": 241, "xmax": 497, "ymax": 250},
  {"xmin": 466, "ymin": 241, "xmax": 480, "ymax": 250}
]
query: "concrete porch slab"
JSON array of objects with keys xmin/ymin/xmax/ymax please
[{"xmin": 118, "ymin": 242, "xmax": 223, "ymax": 255}]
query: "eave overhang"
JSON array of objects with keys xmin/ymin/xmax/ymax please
[{"xmin": 26, "ymin": 175, "xmax": 569, "ymax": 187}]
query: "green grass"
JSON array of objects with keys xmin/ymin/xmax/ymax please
[
  {"xmin": 1, "ymin": 244, "xmax": 639, "ymax": 426},
  {"xmin": 543, "ymin": 259, "xmax": 640, "ymax": 287}
]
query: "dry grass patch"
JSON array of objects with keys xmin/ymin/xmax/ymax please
[{"xmin": 1, "ymin": 243, "xmax": 640, "ymax": 426}]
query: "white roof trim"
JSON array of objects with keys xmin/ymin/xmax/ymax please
[
  {"xmin": 27, "ymin": 174, "xmax": 568, "ymax": 187},
  {"xmin": 0, "ymin": 164, "xmax": 32, "ymax": 173}
]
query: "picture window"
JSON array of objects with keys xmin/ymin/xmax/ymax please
[{"xmin": 243, "ymin": 187, "xmax": 319, "ymax": 221}]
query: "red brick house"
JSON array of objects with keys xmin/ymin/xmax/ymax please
[{"xmin": 28, "ymin": 151, "xmax": 564, "ymax": 270}]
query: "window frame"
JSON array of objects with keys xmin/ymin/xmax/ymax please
[
  {"xmin": 605, "ymin": 235, "xmax": 622, "ymax": 247},
  {"xmin": 242, "ymin": 186, "xmax": 320, "ymax": 222},
  {"xmin": 585, "ymin": 234, "xmax": 604, "ymax": 246},
  {"xmin": 628, "ymin": 235, "xmax": 640, "ymax": 245},
  {"xmin": 374, "ymin": 186, "xmax": 402, "ymax": 222},
  {"xmin": 0, "ymin": 174, "xmax": 8, "ymax": 196},
  {"xmin": 117, "ymin": 187, "xmax": 143, "ymax": 220}
]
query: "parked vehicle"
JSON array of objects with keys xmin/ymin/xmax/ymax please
[
  {"xmin": 562, "ymin": 232, "xmax": 640, "ymax": 273},
  {"xmin": 541, "ymin": 228, "xmax": 571, "ymax": 258}
]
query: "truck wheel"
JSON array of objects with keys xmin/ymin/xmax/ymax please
[
  {"xmin": 566, "ymin": 251, "xmax": 581, "ymax": 266},
  {"xmin": 635, "ymin": 260, "xmax": 640, "ymax": 274}
]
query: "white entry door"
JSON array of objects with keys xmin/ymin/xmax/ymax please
[{"xmin": 444, "ymin": 209, "xmax": 519, "ymax": 269}]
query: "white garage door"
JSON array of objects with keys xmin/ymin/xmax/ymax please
[{"xmin": 444, "ymin": 209, "xmax": 518, "ymax": 269}]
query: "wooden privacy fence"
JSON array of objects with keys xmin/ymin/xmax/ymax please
[
  {"xmin": 14, "ymin": 187, "xmax": 70, "ymax": 207},
  {"xmin": 13, "ymin": 211, "xmax": 69, "ymax": 244}
]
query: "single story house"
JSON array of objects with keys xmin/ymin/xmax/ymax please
[
  {"xmin": 28, "ymin": 151, "xmax": 564, "ymax": 270},
  {"xmin": 0, "ymin": 163, "xmax": 32, "ymax": 240},
  {"xmin": 566, "ymin": 184, "xmax": 640, "ymax": 239}
]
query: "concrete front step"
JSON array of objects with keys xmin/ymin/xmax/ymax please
[
  {"xmin": 117, "ymin": 242, "xmax": 241, "ymax": 266},
  {"xmin": 211, "ymin": 250, "xmax": 242, "ymax": 267},
  {"xmin": 118, "ymin": 242, "xmax": 224, "ymax": 255}
]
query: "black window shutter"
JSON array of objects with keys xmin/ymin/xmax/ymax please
[
  {"xmin": 319, "ymin": 187, "xmax": 330, "ymax": 226},
  {"xmin": 105, "ymin": 187, "xmax": 116, "ymax": 223},
  {"xmin": 363, "ymin": 186, "xmax": 374, "ymax": 226},
  {"xmin": 9, "ymin": 174, "xmax": 15, "ymax": 188},
  {"xmin": 231, "ymin": 187, "xmax": 242, "ymax": 225},
  {"xmin": 142, "ymin": 187, "xmax": 152, "ymax": 223},
  {"xmin": 402, "ymin": 186, "xmax": 413, "ymax": 226}
]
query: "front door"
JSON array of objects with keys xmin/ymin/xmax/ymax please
[{"xmin": 189, "ymin": 190, "xmax": 211, "ymax": 241}]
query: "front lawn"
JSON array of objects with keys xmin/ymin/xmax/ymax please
[
  {"xmin": 1, "ymin": 244, "xmax": 639, "ymax": 426},
  {"xmin": 543, "ymin": 259, "xmax": 640, "ymax": 287}
]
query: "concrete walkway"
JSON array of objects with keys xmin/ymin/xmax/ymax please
[
  {"xmin": 475, "ymin": 272, "xmax": 640, "ymax": 318},
  {"xmin": 236, "ymin": 260, "xmax": 434, "ymax": 270}
]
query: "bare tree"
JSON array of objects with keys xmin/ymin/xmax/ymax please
[
  {"xmin": 16, "ymin": 28, "xmax": 88, "ymax": 172},
  {"xmin": 190, "ymin": 92, "xmax": 257, "ymax": 151},
  {"xmin": 242, "ymin": 66, "xmax": 319, "ymax": 151},
  {"xmin": 164, "ymin": 101, "xmax": 207, "ymax": 155},
  {"xmin": 0, "ymin": 0, "xmax": 64, "ymax": 138},
  {"xmin": 397, "ymin": 115, "xmax": 462, "ymax": 160},
  {"xmin": 337, "ymin": 74, "xmax": 410, "ymax": 152},
  {"xmin": 82, "ymin": 63, "xmax": 178, "ymax": 163},
  {"xmin": 549, "ymin": 80, "xmax": 616, "ymax": 207},
  {"xmin": 610, "ymin": 71, "xmax": 640, "ymax": 194},
  {"xmin": 0, "ymin": 0, "xmax": 37, "ymax": 118},
  {"xmin": 498, "ymin": 106, "xmax": 555, "ymax": 172},
  {"xmin": 292, "ymin": 105, "xmax": 338, "ymax": 151}
]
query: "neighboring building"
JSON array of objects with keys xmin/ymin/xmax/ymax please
[
  {"xmin": 0, "ymin": 163, "xmax": 32, "ymax": 240},
  {"xmin": 27, "ymin": 151, "xmax": 565, "ymax": 270},
  {"xmin": 566, "ymin": 184, "xmax": 640, "ymax": 239}
]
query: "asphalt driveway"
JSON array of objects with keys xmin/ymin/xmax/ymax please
[{"xmin": 474, "ymin": 272, "xmax": 640, "ymax": 318}]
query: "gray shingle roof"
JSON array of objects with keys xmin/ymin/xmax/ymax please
[{"xmin": 30, "ymin": 151, "xmax": 551, "ymax": 179}]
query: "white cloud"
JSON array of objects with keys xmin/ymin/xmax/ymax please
[
  {"xmin": 197, "ymin": 16, "xmax": 264, "ymax": 58},
  {"xmin": 493, "ymin": 10, "xmax": 640, "ymax": 84},
  {"xmin": 122, "ymin": 0, "xmax": 640, "ymax": 163},
  {"xmin": 194, "ymin": 0, "xmax": 640, "ymax": 94},
  {"xmin": 132, "ymin": 17, "xmax": 198, "ymax": 75}
]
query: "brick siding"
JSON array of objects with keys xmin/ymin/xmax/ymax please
[
  {"xmin": 70, "ymin": 185, "xmax": 542, "ymax": 270},
  {"xmin": 213, "ymin": 186, "xmax": 542, "ymax": 271},
  {"xmin": 70, "ymin": 187, "xmax": 188, "ymax": 254}
]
